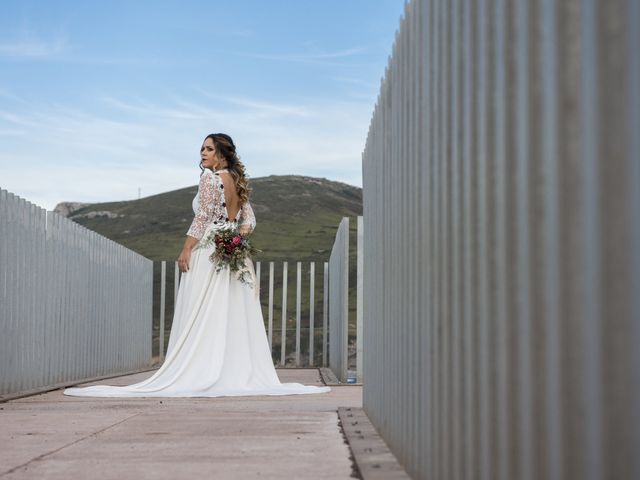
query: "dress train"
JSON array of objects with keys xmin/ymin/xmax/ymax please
[{"xmin": 64, "ymin": 241, "xmax": 331, "ymax": 398}]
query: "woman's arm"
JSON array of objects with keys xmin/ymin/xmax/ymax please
[
  {"xmin": 179, "ymin": 171, "xmax": 215, "ymax": 272},
  {"xmin": 177, "ymin": 238, "xmax": 198, "ymax": 272},
  {"xmin": 238, "ymin": 201, "xmax": 256, "ymax": 236}
]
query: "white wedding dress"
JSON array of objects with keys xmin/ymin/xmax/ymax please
[{"xmin": 64, "ymin": 168, "xmax": 331, "ymax": 398}]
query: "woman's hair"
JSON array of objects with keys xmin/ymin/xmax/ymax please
[{"xmin": 200, "ymin": 133, "xmax": 251, "ymax": 205}]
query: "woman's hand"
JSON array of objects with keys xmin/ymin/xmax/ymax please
[
  {"xmin": 178, "ymin": 236, "xmax": 199, "ymax": 272},
  {"xmin": 177, "ymin": 247, "xmax": 192, "ymax": 273},
  {"xmin": 239, "ymin": 224, "xmax": 252, "ymax": 236}
]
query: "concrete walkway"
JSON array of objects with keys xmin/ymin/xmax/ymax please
[{"xmin": 0, "ymin": 368, "xmax": 362, "ymax": 479}]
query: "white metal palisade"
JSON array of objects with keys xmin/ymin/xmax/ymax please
[
  {"xmin": 361, "ymin": 0, "xmax": 640, "ymax": 478},
  {"xmin": 0, "ymin": 189, "xmax": 152, "ymax": 397}
]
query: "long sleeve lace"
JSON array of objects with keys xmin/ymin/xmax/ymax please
[
  {"xmin": 186, "ymin": 170, "xmax": 216, "ymax": 240},
  {"xmin": 239, "ymin": 201, "xmax": 256, "ymax": 234}
]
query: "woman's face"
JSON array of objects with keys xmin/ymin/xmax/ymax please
[{"xmin": 200, "ymin": 137, "xmax": 219, "ymax": 169}]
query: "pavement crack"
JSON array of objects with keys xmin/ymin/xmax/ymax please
[{"xmin": 0, "ymin": 412, "xmax": 143, "ymax": 477}]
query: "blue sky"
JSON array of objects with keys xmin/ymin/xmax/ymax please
[{"xmin": 0, "ymin": 1, "xmax": 406, "ymax": 210}]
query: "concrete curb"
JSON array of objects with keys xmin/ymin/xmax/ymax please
[
  {"xmin": 319, "ymin": 368, "xmax": 363, "ymax": 387},
  {"xmin": 338, "ymin": 407, "xmax": 411, "ymax": 479},
  {"xmin": 0, "ymin": 366, "xmax": 160, "ymax": 403}
]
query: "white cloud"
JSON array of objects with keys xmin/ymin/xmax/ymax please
[
  {"xmin": 0, "ymin": 30, "xmax": 68, "ymax": 59},
  {"xmin": 0, "ymin": 91, "xmax": 369, "ymax": 210},
  {"xmin": 329, "ymin": 76, "xmax": 379, "ymax": 89},
  {"xmin": 233, "ymin": 46, "xmax": 372, "ymax": 66},
  {"xmin": 197, "ymin": 93, "xmax": 313, "ymax": 118}
]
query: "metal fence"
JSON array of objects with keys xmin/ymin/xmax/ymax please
[
  {"xmin": 361, "ymin": 0, "xmax": 640, "ymax": 479},
  {"xmin": 356, "ymin": 215, "xmax": 363, "ymax": 384},
  {"xmin": 0, "ymin": 189, "xmax": 153, "ymax": 398},
  {"xmin": 329, "ymin": 217, "xmax": 349, "ymax": 382},
  {"xmin": 156, "ymin": 259, "xmax": 331, "ymax": 368}
]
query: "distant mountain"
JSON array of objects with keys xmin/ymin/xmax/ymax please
[{"xmin": 57, "ymin": 174, "xmax": 362, "ymax": 262}]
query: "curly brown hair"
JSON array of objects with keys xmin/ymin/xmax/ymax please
[{"xmin": 200, "ymin": 133, "xmax": 251, "ymax": 205}]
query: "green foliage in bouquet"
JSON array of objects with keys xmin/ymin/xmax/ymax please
[{"xmin": 200, "ymin": 224, "xmax": 262, "ymax": 287}]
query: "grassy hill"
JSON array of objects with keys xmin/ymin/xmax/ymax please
[
  {"xmin": 62, "ymin": 174, "xmax": 362, "ymax": 262},
  {"xmin": 59, "ymin": 174, "xmax": 362, "ymax": 365}
]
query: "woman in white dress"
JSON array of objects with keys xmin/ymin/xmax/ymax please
[{"xmin": 64, "ymin": 133, "xmax": 331, "ymax": 398}]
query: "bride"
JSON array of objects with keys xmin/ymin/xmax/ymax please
[{"xmin": 64, "ymin": 133, "xmax": 331, "ymax": 398}]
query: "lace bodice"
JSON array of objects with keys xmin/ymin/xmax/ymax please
[{"xmin": 186, "ymin": 169, "xmax": 256, "ymax": 240}]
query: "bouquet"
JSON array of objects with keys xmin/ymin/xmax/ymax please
[{"xmin": 199, "ymin": 224, "xmax": 262, "ymax": 288}]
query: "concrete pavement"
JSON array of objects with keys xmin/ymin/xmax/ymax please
[{"xmin": 0, "ymin": 368, "xmax": 362, "ymax": 479}]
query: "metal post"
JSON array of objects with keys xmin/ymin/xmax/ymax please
[
  {"xmin": 323, "ymin": 261, "xmax": 328, "ymax": 367},
  {"xmin": 309, "ymin": 261, "xmax": 315, "ymax": 366},
  {"xmin": 268, "ymin": 261, "xmax": 274, "ymax": 350},
  {"xmin": 159, "ymin": 260, "xmax": 166, "ymax": 361},
  {"xmin": 357, "ymin": 215, "xmax": 363, "ymax": 383},
  {"xmin": 295, "ymin": 261, "xmax": 301, "ymax": 366},
  {"xmin": 280, "ymin": 261, "xmax": 287, "ymax": 366},
  {"xmin": 174, "ymin": 260, "xmax": 179, "ymax": 303}
]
